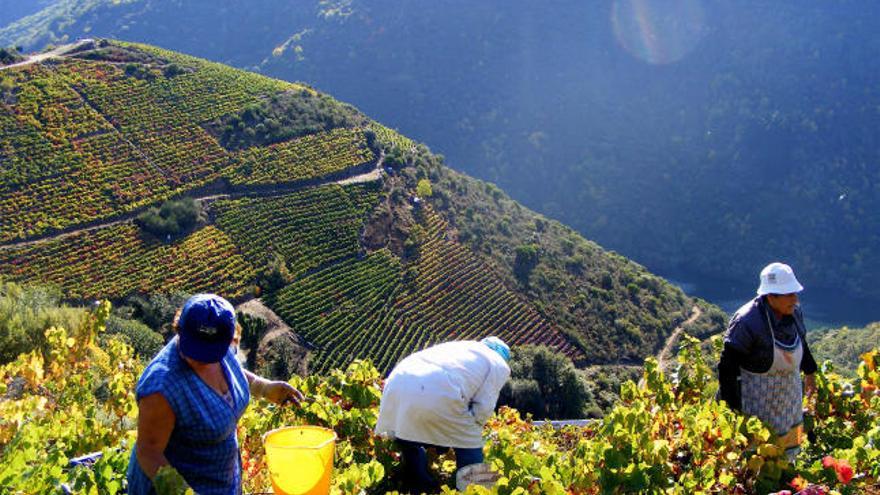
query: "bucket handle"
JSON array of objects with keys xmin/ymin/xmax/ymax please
[{"xmin": 262, "ymin": 427, "xmax": 338, "ymax": 450}]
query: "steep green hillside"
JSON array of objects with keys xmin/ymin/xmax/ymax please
[
  {"xmin": 810, "ymin": 322, "xmax": 880, "ymax": 376},
  {"xmin": 362, "ymin": 141, "xmax": 726, "ymax": 363},
  {"xmin": 0, "ymin": 40, "xmax": 720, "ymax": 374}
]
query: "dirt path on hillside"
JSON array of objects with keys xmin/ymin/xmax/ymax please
[
  {"xmin": 657, "ymin": 304, "xmax": 703, "ymax": 371},
  {"xmin": 336, "ymin": 166, "xmax": 384, "ymax": 185},
  {"xmin": 0, "ymin": 40, "xmax": 93, "ymax": 72}
]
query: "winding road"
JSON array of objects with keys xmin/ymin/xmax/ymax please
[
  {"xmin": 657, "ymin": 304, "xmax": 703, "ymax": 371},
  {"xmin": 0, "ymin": 40, "xmax": 94, "ymax": 72}
]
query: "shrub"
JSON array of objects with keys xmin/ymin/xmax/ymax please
[
  {"xmin": 123, "ymin": 62, "xmax": 155, "ymax": 80},
  {"xmin": 416, "ymin": 178, "xmax": 433, "ymax": 198},
  {"xmin": 0, "ymin": 282, "xmax": 82, "ymax": 364},
  {"xmin": 103, "ymin": 316, "xmax": 164, "ymax": 360},
  {"xmin": 0, "ymin": 47, "xmax": 22, "ymax": 66},
  {"xmin": 237, "ymin": 312, "xmax": 268, "ymax": 369},
  {"xmin": 564, "ymin": 254, "xmax": 586, "ymax": 275},
  {"xmin": 163, "ymin": 63, "xmax": 185, "ymax": 77},
  {"xmin": 120, "ymin": 291, "xmax": 190, "ymax": 332},
  {"xmin": 256, "ymin": 254, "xmax": 293, "ymax": 293},
  {"xmin": 259, "ymin": 335, "xmax": 306, "ymax": 380},
  {"xmin": 513, "ymin": 244, "xmax": 540, "ymax": 283},
  {"xmin": 135, "ymin": 198, "xmax": 201, "ymax": 238},
  {"xmin": 499, "ymin": 345, "xmax": 593, "ymax": 419}
]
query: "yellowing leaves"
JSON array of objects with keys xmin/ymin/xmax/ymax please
[
  {"xmin": 22, "ymin": 350, "xmax": 44, "ymax": 386},
  {"xmin": 756, "ymin": 443, "xmax": 783, "ymax": 458},
  {"xmin": 861, "ymin": 350, "xmax": 877, "ymax": 372},
  {"xmin": 747, "ymin": 455, "xmax": 765, "ymax": 472},
  {"xmin": 0, "ymin": 301, "xmax": 142, "ymax": 493},
  {"xmin": 651, "ymin": 439, "xmax": 670, "ymax": 460},
  {"xmin": 1, "ymin": 295, "xmax": 879, "ymax": 494}
]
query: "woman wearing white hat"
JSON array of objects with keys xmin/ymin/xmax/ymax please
[
  {"xmin": 718, "ymin": 262, "xmax": 817, "ymax": 459},
  {"xmin": 375, "ymin": 337, "xmax": 511, "ymax": 493}
]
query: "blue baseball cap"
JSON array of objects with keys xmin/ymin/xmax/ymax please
[
  {"xmin": 481, "ymin": 336, "xmax": 510, "ymax": 362},
  {"xmin": 178, "ymin": 294, "xmax": 236, "ymax": 363}
]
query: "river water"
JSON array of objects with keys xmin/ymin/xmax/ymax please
[{"xmin": 658, "ymin": 271, "xmax": 879, "ymax": 330}]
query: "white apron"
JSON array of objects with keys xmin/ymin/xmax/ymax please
[{"xmin": 740, "ymin": 307, "xmax": 804, "ymax": 459}]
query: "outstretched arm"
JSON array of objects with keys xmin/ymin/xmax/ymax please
[
  {"xmin": 795, "ymin": 308, "xmax": 818, "ymax": 398},
  {"xmin": 245, "ymin": 369, "xmax": 304, "ymax": 405}
]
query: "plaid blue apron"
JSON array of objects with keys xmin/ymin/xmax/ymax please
[{"xmin": 740, "ymin": 310, "xmax": 804, "ymax": 460}]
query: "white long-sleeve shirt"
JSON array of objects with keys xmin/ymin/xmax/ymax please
[{"xmin": 374, "ymin": 341, "xmax": 511, "ymax": 448}]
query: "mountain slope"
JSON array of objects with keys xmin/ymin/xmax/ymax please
[
  {"xmin": 809, "ymin": 322, "xmax": 880, "ymax": 376},
  {"xmin": 0, "ymin": 40, "xmax": 722, "ymax": 373},
  {"xmin": 3, "ymin": 0, "xmax": 878, "ymax": 303}
]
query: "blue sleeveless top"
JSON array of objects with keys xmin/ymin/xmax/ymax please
[{"xmin": 126, "ymin": 337, "xmax": 250, "ymax": 495}]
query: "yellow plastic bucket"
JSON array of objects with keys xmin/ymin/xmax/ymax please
[{"xmin": 263, "ymin": 426, "xmax": 337, "ymax": 495}]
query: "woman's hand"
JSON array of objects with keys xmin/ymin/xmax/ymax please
[
  {"xmin": 263, "ymin": 380, "xmax": 304, "ymax": 406},
  {"xmin": 245, "ymin": 370, "xmax": 304, "ymax": 405}
]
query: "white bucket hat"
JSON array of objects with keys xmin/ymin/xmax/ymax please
[{"xmin": 757, "ymin": 262, "xmax": 804, "ymax": 295}]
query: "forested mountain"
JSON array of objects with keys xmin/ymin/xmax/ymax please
[
  {"xmin": 2, "ymin": 0, "xmax": 878, "ymax": 305},
  {"xmin": 0, "ymin": 41, "xmax": 722, "ymax": 376},
  {"xmin": 0, "ymin": 0, "xmax": 55, "ymax": 28}
]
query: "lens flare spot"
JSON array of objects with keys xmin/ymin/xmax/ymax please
[{"xmin": 611, "ymin": 0, "xmax": 707, "ymax": 65}]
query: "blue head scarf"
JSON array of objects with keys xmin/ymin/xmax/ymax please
[{"xmin": 481, "ymin": 336, "xmax": 510, "ymax": 362}]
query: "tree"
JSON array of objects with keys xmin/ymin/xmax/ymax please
[
  {"xmin": 135, "ymin": 198, "xmax": 201, "ymax": 239},
  {"xmin": 416, "ymin": 178, "xmax": 433, "ymax": 198},
  {"xmin": 513, "ymin": 244, "xmax": 540, "ymax": 283},
  {"xmin": 237, "ymin": 312, "xmax": 269, "ymax": 369},
  {"xmin": 498, "ymin": 345, "xmax": 593, "ymax": 419},
  {"xmin": 257, "ymin": 254, "xmax": 293, "ymax": 292}
]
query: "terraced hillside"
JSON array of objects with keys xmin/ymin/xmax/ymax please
[{"xmin": 0, "ymin": 40, "xmax": 722, "ymax": 373}]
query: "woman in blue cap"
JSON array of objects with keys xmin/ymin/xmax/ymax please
[
  {"xmin": 375, "ymin": 336, "xmax": 511, "ymax": 493},
  {"xmin": 127, "ymin": 294, "xmax": 303, "ymax": 495}
]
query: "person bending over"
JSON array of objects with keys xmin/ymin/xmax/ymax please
[{"xmin": 375, "ymin": 337, "xmax": 511, "ymax": 493}]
